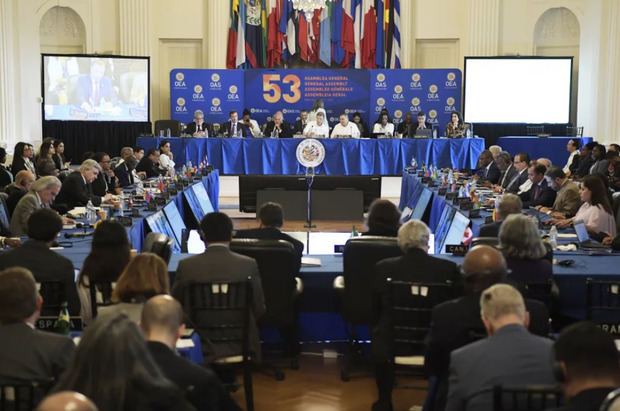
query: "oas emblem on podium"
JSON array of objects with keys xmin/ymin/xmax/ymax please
[{"xmin": 296, "ymin": 138, "xmax": 326, "ymax": 169}]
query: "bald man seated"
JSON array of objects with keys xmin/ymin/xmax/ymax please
[
  {"xmin": 141, "ymin": 295, "xmax": 241, "ymax": 411},
  {"xmin": 36, "ymin": 392, "xmax": 98, "ymax": 411},
  {"xmin": 5, "ymin": 170, "xmax": 35, "ymax": 216}
]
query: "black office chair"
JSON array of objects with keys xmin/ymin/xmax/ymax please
[
  {"xmin": 180, "ymin": 278, "xmax": 254, "ymax": 411},
  {"xmin": 471, "ymin": 237, "xmax": 499, "ymax": 248},
  {"xmin": 36, "ymin": 280, "xmax": 66, "ymax": 316},
  {"xmin": 142, "ymin": 232, "xmax": 173, "ymax": 264},
  {"xmin": 230, "ymin": 239, "xmax": 300, "ymax": 377},
  {"xmin": 491, "ymin": 384, "xmax": 563, "ymax": 411},
  {"xmin": 334, "ymin": 236, "xmax": 402, "ymax": 381},
  {"xmin": 526, "ymin": 126, "xmax": 545, "ymax": 136},
  {"xmin": 586, "ymin": 278, "xmax": 620, "ymax": 330},
  {"xmin": 600, "ymin": 388, "xmax": 620, "ymax": 411},
  {"xmin": 89, "ymin": 280, "xmax": 116, "ymax": 319},
  {"xmin": 0, "ymin": 379, "xmax": 54, "ymax": 411},
  {"xmin": 154, "ymin": 119, "xmax": 182, "ymax": 137},
  {"xmin": 566, "ymin": 126, "xmax": 584, "ymax": 137}
]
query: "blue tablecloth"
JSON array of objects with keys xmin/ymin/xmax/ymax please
[
  {"xmin": 498, "ymin": 136, "xmax": 593, "ymax": 168},
  {"xmin": 136, "ymin": 137, "xmax": 485, "ymax": 175}
]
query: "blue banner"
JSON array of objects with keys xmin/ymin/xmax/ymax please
[{"xmin": 170, "ymin": 69, "xmax": 245, "ymax": 125}]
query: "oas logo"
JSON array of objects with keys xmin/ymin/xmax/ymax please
[
  {"xmin": 412, "ymin": 73, "xmax": 421, "ymax": 82},
  {"xmin": 210, "ymin": 73, "xmax": 222, "ymax": 89},
  {"xmin": 175, "ymin": 98, "xmax": 187, "ymax": 113},
  {"xmin": 177, "ymin": 98, "xmax": 185, "ymax": 106},
  {"xmin": 447, "ymin": 72, "xmax": 456, "ymax": 81},
  {"xmin": 194, "ymin": 85, "xmax": 203, "ymax": 93},
  {"xmin": 229, "ymin": 85, "xmax": 238, "ymax": 94},
  {"xmin": 212, "ymin": 98, "xmax": 220, "ymax": 107},
  {"xmin": 445, "ymin": 97, "xmax": 456, "ymax": 113},
  {"xmin": 211, "ymin": 97, "xmax": 222, "ymax": 113},
  {"xmin": 445, "ymin": 72, "xmax": 457, "ymax": 88},
  {"xmin": 394, "ymin": 110, "xmax": 403, "ymax": 119},
  {"xmin": 176, "ymin": 73, "xmax": 184, "ymax": 82},
  {"xmin": 377, "ymin": 98, "xmax": 385, "ymax": 107},
  {"xmin": 192, "ymin": 84, "xmax": 205, "ymax": 101},
  {"xmin": 394, "ymin": 85, "xmax": 403, "ymax": 94},
  {"xmin": 427, "ymin": 84, "xmax": 439, "ymax": 101},
  {"xmin": 173, "ymin": 72, "xmax": 186, "ymax": 88},
  {"xmin": 428, "ymin": 110, "xmax": 439, "ymax": 124},
  {"xmin": 282, "ymin": 108, "xmax": 287, "ymax": 114},
  {"xmin": 344, "ymin": 108, "xmax": 350, "ymax": 114},
  {"xmin": 411, "ymin": 97, "xmax": 420, "ymax": 106},
  {"xmin": 446, "ymin": 97, "xmax": 455, "ymax": 106},
  {"xmin": 296, "ymin": 138, "xmax": 326, "ymax": 168},
  {"xmin": 227, "ymin": 84, "xmax": 240, "ymax": 101},
  {"xmin": 377, "ymin": 73, "xmax": 386, "ymax": 82},
  {"xmin": 429, "ymin": 85, "xmax": 438, "ymax": 93},
  {"xmin": 410, "ymin": 73, "xmax": 422, "ymax": 89},
  {"xmin": 392, "ymin": 84, "xmax": 404, "ymax": 101},
  {"xmin": 375, "ymin": 73, "xmax": 387, "ymax": 89},
  {"xmin": 211, "ymin": 73, "xmax": 220, "ymax": 82}
]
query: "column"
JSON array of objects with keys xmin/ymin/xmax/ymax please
[
  {"xmin": 119, "ymin": 0, "xmax": 150, "ymax": 56},
  {"xmin": 0, "ymin": 0, "xmax": 16, "ymax": 148},
  {"xmin": 467, "ymin": 0, "xmax": 500, "ymax": 56},
  {"xmin": 206, "ymin": 1, "xmax": 228, "ymax": 68}
]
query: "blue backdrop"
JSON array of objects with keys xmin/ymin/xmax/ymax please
[{"xmin": 170, "ymin": 69, "xmax": 462, "ymax": 127}]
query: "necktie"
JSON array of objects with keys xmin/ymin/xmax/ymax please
[
  {"xmin": 232, "ymin": 122, "xmax": 236, "ymax": 136},
  {"xmin": 93, "ymin": 81, "xmax": 99, "ymax": 105},
  {"xmin": 535, "ymin": 184, "xmax": 541, "ymax": 199}
]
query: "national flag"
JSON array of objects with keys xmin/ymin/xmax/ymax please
[
  {"xmin": 331, "ymin": 0, "xmax": 345, "ymax": 64},
  {"xmin": 309, "ymin": 9, "xmax": 321, "ymax": 63},
  {"xmin": 319, "ymin": 2, "xmax": 332, "ymax": 66},
  {"xmin": 360, "ymin": 0, "xmax": 376, "ymax": 68},
  {"xmin": 279, "ymin": 0, "xmax": 295, "ymax": 59},
  {"xmin": 226, "ymin": 0, "xmax": 238, "ymax": 69},
  {"xmin": 375, "ymin": 0, "xmax": 385, "ymax": 68},
  {"xmin": 352, "ymin": 0, "xmax": 362, "ymax": 68},
  {"xmin": 236, "ymin": 0, "xmax": 247, "ymax": 67},
  {"xmin": 267, "ymin": 0, "xmax": 283, "ymax": 67},
  {"xmin": 261, "ymin": 0, "xmax": 268, "ymax": 65},
  {"xmin": 245, "ymin": 0, "xmax": 264, "ymax": 68},
  {"xmin": 462, "ymin": 226, "xmax": 473, "ymax": 246},
  {"xmin": 385, "ymin": 0, "xmax": 400, "ymax": 68},
  {"xmin": 298, "ymin": 10, "xmax": 308, "ymax": 61},
  {"xmin": 341, "ymin": 0, "xmax": 355, "ymax": 68}
]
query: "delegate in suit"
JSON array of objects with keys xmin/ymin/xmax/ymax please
[
  {"xmin": 519, "ymin": 164, "xmax": 557, "ymax": 208},
  {"xmin": 75, "ymin": 59, "xmax": 117, "ymax": 112},
  {"xmin": 55, "ymin": 159, "xmax": 115, "ymax": 209},
  {"xmin": 220, "ymin": 110, "xmax": 251, "ymax": 137}
]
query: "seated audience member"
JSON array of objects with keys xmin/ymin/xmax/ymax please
[
  {"xmin": 445, "ymin": 111, "xmax": 466, "ymax": 138},
  {"xmin": 608, "ymin": 143, "xmax": 620, "ymax": 153},
  {"xmin": 134, "ymin": 145, "xmax": 145, "ymax": 161},
  {"xmin": 241, "ymin": 108, "xmax": 261, "ymax": 137},
  {"xmin": 77, "ymin": 221, "xmax": 131, "ymax": 325},
  {"xmin": 474, "ymin": 150, "xmax": 501, "ymax": 184},
  {"xmin": 365, "ymin": 199, "xmax": 401, "ymax": 237},
  {"xmin": 35, "ymin": 140, "xmax": 55, "ymax": 166},
  {"xmin": 0, "ymin": 267, "xmax": 75, "ymax": 382},
  {"xmin": 549, "ymin": 321, "xmax": 620, "ymax": 411},
  {"xmin": 52, "ymin": 140, "xmax": 69, "ymax": 172},
  {"xmin": 91, "ymin": 152, "xmax": 120, "ymax": 196},
  {"xmin": 564, "ymin": 138, "xmax": 580, "ymax": 176},
  {"xmin": 372, "ymin": 112, "xmax": 395, "ymax": 136},
  {"xmin": 37, "ymin": 392, "xmax": 97, "ymax": 411},
  {"xmin": 141, "ymin": 295, "xmax": 241, "ymax": 411},
  {"xmin": 184, "ymin": 109, "xmax": 212, "ymax": 137},
  {"xmin": 574, "ymin": 141, "xmax": 596, "ymax": 179},
  {"xmin": 221, "ymin": 109, "xmax": 250, "ymax": 137},
  {"xmin": 479, "ymin": 193, "xmax": 522, "ymax": 238},
  {"xmin": 372, "ymin": 220, "xmax": 461, "ymax": 411},
  {"xmin": 396, "ymin": 112, "xmax": 414, "ymax": 137},
  {"xmin": 331, "ymin": 113, "xmax": 361, "ymax": 138},
  {"xmin": 607, "ymin": 156, "xmax": 620, "ymax": 192},
  {"xmin": 536, "ymin": 157, "xmax": 552, "ymax": 169},
  {"xmin": 303, "ymin": 111, "xmax": 330, "ymax": 138},
  {"xmin": 135, "ymin": 147, "xmax": 161, "ymax": 179},
  {"xmin": 445, "ymin": 284, "xmax": 555, "ymax": 410},
  {"xmin": 55, "ymin": 159, "xmax": 115, "ymax": 209},
  {"xmin": 519, "ymin": 164, "xmax": 556, "ymax": 208},
  {"xmin": 293, "ymin": 109, "xmax": 308, "ymax": 135},
  {"xmin": 352, "ymin": 112, "xmax": 369, "ymax": 137},
  {"xmin": 488, "ymin": 145, "xmax": 502, "ymax": 161},
  {"xmin": 424, "ymin": 246, "xmax": 550, "ymax": 410},
  {"xmin": 549, "ymin": 174, "xmax": 617, "ymax": 236},
  {"xmin": 158, "ymin": 140, "xmax": 175, "ymax": 174},
  {"xmin": 10, "ymin": 176, "xmax": 64, "ymax": 237},
  {"xmin": 36, "ymin": 157, "xmax": 59, "ymax": 177},
  {"xmin": 114, "ymin": 154, "xmax": 138, "ymax": 187},
  {"xmin": 589, "ymin": 143, "xmax": 609, "ymax": 176},
  {"xmin": 0, "ymin": 209, "xmax": 80, "ymax": 315},
  {"xmin": 537, "ymin": 166, "xmax": 582, "ymax": 218},
  {"xmin": 11, "ymin": 142, "xmax": 36, "ymax": 175},
  {"xmin": 172, "ymin": 212, "xmax": 266, "ymax": 362},
  {"xmin": 97, "ymin": 253, "xmax": 169, "ymax": 324},
  {"xmin": 264, "ymin": 111, "xmax": 292, "ymax": 138},
  {"xmin": 0, "ymin": 147, "xmax": 13, "ymax": 188},
  {"xmin": 308, "ymin": 99, "xmax": 327, "ymax": 123},
  {"xmin": 499, "ymin": 214, "xmax": 552, "ymax": 284},
  {"xmin": 5, "ymin": 170, "xmax": 35, "ymax": 216},
  {"xmin": 504, "ymin": 152, "xmax": 530, "ymax": 194},
  {"xmin": 493, "ymin": 151, "xmax": 517, "ymax": 191},
  {"xmin": 52, "ymin": 314, "xmax": 194, "ymax": 411}
]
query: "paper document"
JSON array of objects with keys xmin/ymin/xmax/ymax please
[{"xmin": 302, "ymin": 257, "xmax": 322, "ymax": 267}]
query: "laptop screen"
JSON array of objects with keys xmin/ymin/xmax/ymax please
[{"xmin": 573, "ymin": 220, "xmax": 590, "ymax": 242}]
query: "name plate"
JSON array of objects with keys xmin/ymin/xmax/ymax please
[
  {"xmin": 438, "ymin": 188, "xmax": 447, "ymax": 196},
  {"xmin": 459, "ymin": 200, "xmax": 473, "ymax": 211},
  {"xmin": 155, "ymin": 197, "xmax": 167, "ymax": 206},
  {"xmin": 469, "ymin": 208, "xmax": 481, "ymax": 218},
  {"xmin": 445, "ymin": 244, "xmax": 468, "ymax": 256},
  {"xmin": 417, "ymin": 171, "xmax": 424, "ymax": 177},
  {"xmin": 146, "ymin": 202, "xmax": 158, "ymax": 211},
  {"xmin": 484, "ymin": 215, "xmax": 494, "ymax": 224},
  {"xmin": 445, "ymin": 192, "xmax": 457, "ymax": 201},
  {"xmin": 36, "ymin": 316, "xmax": 83, "ymax": 331},
  {"xmin": 168, "ymin": 187, "xmax": 178, "ymax": 195}
]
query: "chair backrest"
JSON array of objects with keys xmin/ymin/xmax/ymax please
[
  {"xmin": 599, "ymin": 388, "xmax": 620, "ymax": 411},
  {"xmin": 230, "ymin": 239, "xmax": 297, "ymax": 326},
  {"xmin": 0, "ymin": 379, "xmax": 53, "ymax": 411},
  {"xmin": 342, "ymin": 236, "xmax": 402, "ymax": 324},
  {"xmin": 387, "ymin": 278, "xmax": 456, "ymax": 356},
  {"xmin": 36, "ymin": 280, "xmax": 66, "ymax": 316},
  {"xmin": 492, "ymin": 384, "xmax": 563, "ymax": 411},
  {"xmin": 471, "ymin": 236, "xmax": 499, "ymax": 248},
  {"xmin": 180, "ymin": 278, "xmax": 252, "ymax": 361},
  {"xmin": 566, "ymin": 126, "xmax": 584, "ymax": 137},
  {"xmin": 526, "ymin": 126, "xmax": 545, "ymax": 136},
  {"xmin": 586, "ymin": 278, "xmax": 620, "ymax": 332},
  {"xmin": 142, "ymin": 232, "xmax": 173, "ymax": 264},
  {"xmin": 154, "ymin": 120, "xmax": 181, "ymax": 136},
  {"xmin": 89, "ymin": 280, "xmax": 116, "ymax": 319},
  {"xmin": 517, "ymin": 279, "xmax": 553, "ymax": 309},
  {"xmin": 0, "ymin": 194, "xmax": 10, "ymax": 236}
]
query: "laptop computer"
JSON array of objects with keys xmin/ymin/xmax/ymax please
[
  {"xmin": 574, "ymin": 220, "xmax": 610, "ymax": 249},
  {"xmin": 407, "ymin": 125, "xmax": 432, "ymax": 139}
]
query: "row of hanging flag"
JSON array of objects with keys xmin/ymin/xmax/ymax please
[{"xmin": 226, "ymin": 0, "xmax": 401, "ymax": 69}]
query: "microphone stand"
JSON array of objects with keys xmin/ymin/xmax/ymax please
[{"xmin": 304, "ymin": 166, "xmax": 316, "ymax": 254}]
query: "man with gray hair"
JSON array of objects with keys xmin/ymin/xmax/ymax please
[
  {"xmin": 445, "ymin": 283, "xmax": 555, "ymax": 411},
  {"xmin": 55, "ymin": 159, "xmax": 114, "ymax": 209},
  {"xmin": 537, "ymin": 166, "xmax": 582, "ymax": 218},
  {"xmin": 184, "ymin": 109, "xmax": 212, "ymax": 137},
  {"xmin": 371, "ymin": 220, "xmax": 461, "ymax": 411},
  {"xmin": 479, "ymin": 193, "xmax": 522, "ymax": 238},
  {"xmin": 488, "ymin": 145, "xmax": 502, "ymax": 161},
  {"xmin": 493, "ymin": 151, "xmax": 518, "ymax": 192}
]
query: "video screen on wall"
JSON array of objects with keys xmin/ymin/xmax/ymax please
[
  {"xmin": 464, "ymin": 57, "xmax": 572, "ymax": 123},
  {"xmin": 42, "ymin": 54, "xmax": 149, "ymax": 122}
]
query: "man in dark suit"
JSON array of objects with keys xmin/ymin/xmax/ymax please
[
  {"xmin": 0, "ymin": 209, "xmax": 80, "ymax": 316},
  {"xmin": 264, "ymin": 111, "xmax": 293, "ymax": 138},
  {"xmin": 91, "ymin": 152, "xmax": 119, "ymax": 196},
  {"xmin": 114, "ymin": 155, "xmax": 138, "ymax": 187},
  {"xmin": 141, "ymin": 295, "xmax": 241, "ymax": 411},
  {"xmin": 293, "ymin": 110, "xmax": 308, "ymax": 134},
  {"xmin": 184, "ymin": 109, "xmax": 213, "ymax": 137},
  {"xmin": 574, "ymin": 141, "xmax": 596, "ymax": 179},
  {"xmin": 5, "ymin": 170, "xmax": 35, "ymax": 216},
  {"xmin": 519, "ymin": 164, "xmax": 557, "ymax": 208},
  {"xmin": 549, "ymin": 322, "xmax": 620, "ymax": 411},
  {"xmin": 371, "ymin": 219, "xmax": 462, "ymax": 411},
  {"xmin": 396, "ymin": 112, "xmax": 415, "ymax": 137},
  {"xmin": 135, "ymin": 148, "xmax": 161, "ymax": 179},
  {"xmin": 475, "ymin": 150, "xmax": 501, "ymax": 185},
  {"xmin": 55, "ymin": 159, "xmax": 114, "ymax": 209},
  {"xmin": 445, "ymin": 283, "xmax": 555, "ymax": 410},
  {"xmin": 220, "ymin": 110, "xmax": 250, "ymax": 137},
  {"xmin": 0, "ymin": 267, "xmax": 75, "ymax": 381},
  {"xmin": 171, "ymin": 212, "xmax": 266, "ymax": 362},
  {"xmin": 425, "ymin": 246, "xmax": 550, "ymax": 410},
  {"xmin": 493, "ymin": 151, "xmax": 518, "ymax": 191},
  {"xmin": 75, "ymin": 59, "xmax": 117, "ymax": 112},
  {"xmin": 479, "ymin": 193, "xmax": 522, "ymax": 238},
  {"xmin": 504, "ymin": 152, "xmax": 530, "ymax": 194}
]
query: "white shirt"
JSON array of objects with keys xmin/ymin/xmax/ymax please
[
  {"xmin": 308, "ymin": 108, "xmax": 327, "ymax": 123},
  {"xmin": 159, "ymin": 153, "xmax": 175, "ymax": 171},
  {"xmin": 563, "ymin": 151, "xmax": 578, "ymax": 174},
  {"xmin": 244, "ymin": 119, "xmax": 261, "ymax": 137},
  {"xmin": 574, "ymin": 203, "xmax": 617, "ymax": 236},
  {"xmin": 303, "ymin": 121, "xmax": 330, "ymax": 138},
  {"xmin": 372, "ymin": 122, "xmax": 395, "ymax": 135},
  {"xmin": 331, "ymin": 122, "xmax": 360, "ymax": 138}
]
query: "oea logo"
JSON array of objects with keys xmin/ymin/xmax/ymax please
[
  {"xmin": 210, "ymin": 73, "xmax": 221, "ymax": 88},
  {"xmin": 410, "ymin": 97, "xmax": 421, "ymax": 112},
  {"xmin": 392, "ymin": 85, "xmax": 404, "ymax": 101},
  {"xmin": 410, "ymin": 73, "xmax": 422, "ymax": 89},
  {"xmin": 375, "ymin": 73, "xmax": 387, "ymax": 88},
  {"xmin": 427, "ymin": 84, "xmax": 439, "ymax": 100},
  {"xmin": 193, "ymin": 85, "xmax": 204, "ymax": 100},
  {"xmin": 375, "ymin": 98, "xmax": 386, "ymax": 111},
  {"xmin": 445, "ymin": 72, "xmax": 457, "ymax": 88},
  {"xmin": 175, "ymin": 97, "xmax": 187, "ymax": 112},
  {"xmin": 211, "ymin": 97, "xmax": 222, "ymax": 112},
  {"xmin": 174, "ymin": 72, "xmax": 186, "ymax": 87},
  {"xmin": 228, "ymin": 85, "xmax": 240, "ymax": 100},
  {"xmin": 445, "ymin": 97, "xmax": 456, "ymax": 112},
  {"xmin": 428, "ymin": 109, "xmax": 439, "ymax": 124}
]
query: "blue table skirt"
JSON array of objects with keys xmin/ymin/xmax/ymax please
[
  {"xmin": 498, "ymin": 136, "xmax": 593, "ymax": 168},
  {"xmin": 137, "ymin": 137, "xmax": 485, "ymax": 175}
]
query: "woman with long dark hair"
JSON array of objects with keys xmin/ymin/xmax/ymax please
[
  {"xmin": 53, "ymin": 140, "xmax": 70, "ymax": 171},
  {"xmin": 445, "ymin": 111, "xmax": 465, "ymax": 138},
  {"xmin": 11, "ymin": 142, "xmax": 35, "ymax": 174}
]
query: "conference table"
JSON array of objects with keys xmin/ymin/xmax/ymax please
[
  {"xmin": 136, "ymin": 136, "xmax": 485, "ymax": 175},
  {"xmin": 498, "ymin": 136, "xmax": 594, "ymax": 167}
]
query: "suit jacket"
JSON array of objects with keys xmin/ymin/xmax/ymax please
[
  {"xmin": 55, "ymin": 171, "xmax": 101, "ymax": 209},
  {"xmin": 135, "ymin": 157, "xmax": 160, "ymax": 179},
  {"xmin": 293, "ymin": 119, "xmax": 308, "ymax": 134},
  {"xmin": 10, "ymin": 157, "xmax": 35, "ymax": 175},
  {"xmin": 575, "ymin": 155, "xmax": 594, "ymax": 178},
  {"xmin": 0, "ymin": 322, "xmax": 74, "ymax": 381},
  {"xmin": 10, "ymin": 191, "xmax": 47, "ymax": 237},
  {"xmin": 590, "ymin": 159, "xmax": 609, "ymax": 176},
  {"xmin": 552, "ymin": 181, "xmax": 582, "ymax": 217},
  {"xmin": 4, "ymin": 184, "xmax": 27, "ymax": 217},
  {"xmin": 519, "ymin": 179, "xmax": 556, "ymax": 208},
  {"xmin": 75, "ymin": 75, "xmax": 116, "ymax": 106},
  {"xmin": 171, "ymin": 245, "xmax": 266, "ymax": 362},
  {"xmin": 0, "ymin": 240, "xmax": 80, "ymax": 316},
  {"xmin": 504, "ymin": 168, "xmax": 529, "ymax": 194},
  {"xmin": 478, "ymin": 221, "xmax": 502, "ymax": 238},
  {"xmin": 547, "ymin": 387, "xmax": 615, "ymax": 411},
  {"xmin": 445, "ymin": 324, "xmax": 555, "ymax": 411},
  {"xmin": 479, "ymin": 162, "xmax": 501, "ymax": 185},
  {"xmin": 0, "ymin": 166, "xmax": 12, "ymax": 189},
  {"xmin": 234, "ymin": 227, "xmax": 304, "ymax": 275},
  {"xmin": 264, "ymin": 121, "xmax": 293, "ymax": 138},
  {"xmin": 372, "ymin": 249, "xmax": 462, "ymax": 362},
  {"xmin": 114, "ymin": 162, "xmax": 135, "ymax": 187},
  {"xmin": 497, "ymin": 164, "xmax": 518, "ymax": 189},
  {"xmin": 52, "ymin": 154, "xmax": 66, "ymax": 171},
  {"xmin": 220, "ymin": 121, "xmax": 250, "ymax": 137},
  {"xmin": 91, "ymin": 171, "xmax": 117, "ymax": 197},
  {"xmin": 184, "ymin": 121, "xmax": 213, "ymax": 137},
  {"xmin": 505, "ymin": 257, "xmax": 553, "ymax": 284},
  {"xmin": 146, "ymin": 341, "xmax": 241, "ymax": 411}
]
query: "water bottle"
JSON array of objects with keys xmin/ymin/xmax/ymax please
[
  {"xmin": 549, "ymin": 225, "xmax": 558, "ymax": 250},
  {"xmin": 118, "ymin": 194, "xmax": 125, "ymax": 217},
  {"xmin": 86, "ymin": 200, "xmax": 96, "ymax": 226},
  {"xmin": 466, "ymin": 128, "xmax": 471, "ymax": 138},
  {"xmin": 166, "ymin": 128, "xmax": 171, "ymax": 137},
  {"xmin": 433, "ymin": 129, "xmax": 437, "ymax": 139}
]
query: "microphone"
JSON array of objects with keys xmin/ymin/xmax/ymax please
[{"xmin": 65, "ymin": 231, "xmax": 94, "ymax": 238}]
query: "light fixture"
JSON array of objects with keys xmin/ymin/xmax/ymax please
[{"xmin": 291, "ymin": 0, "xmax": 330, "ymax": 13}]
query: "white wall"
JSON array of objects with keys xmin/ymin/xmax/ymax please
[{"xmin": 0, "ymin": 0, "xmax": 618, "ymax": 152}]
